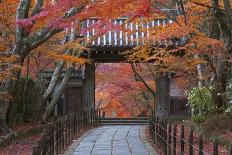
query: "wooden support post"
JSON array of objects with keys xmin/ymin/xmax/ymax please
[
  {"xmin": 154, "ymin": 117, "xmax": 158, "ymax": 144},
  {"xmin": 168, "ymin": 124, "xmax": 171, "ymax": 155},
  {"xmin": 164, "ymin": 120, "xmax": 167, "ymax": 155},
  {"xmin": 189, "ymin": 128, "xmax": 194, "ymax": 155},
  {"xmin": 77, "ymin": 115, "xmax": 81, "ymax": 137},
  {"xmin": 61, "ymin": 118, "xmax": 64, "ymax": 153},
  {"xmin": 51, "ymin": 123, "xmax": 55, "ymax": 155},
  {"xmin": 198, "ymin": 134, "xmax": 203, "ymax": 155},
  {"xmin": 54, "ymin": 121, "xmax": 57, "ymax": 155},
  {"xmin": 58, "ymin": 119, "xmax": 61, "ymax": 153},
  {"xmin": 68, "ymin": 115, "xmax": 71, "ymax": 144},
  {"xmin": 65, "ymin": 117, "xmax": 67, "ymax": 148},
  {"xmin": 74, "ymin": 114, "xmax": 76, "ymax": 136},
  {"xmin": 213, "ymin": 139, "xmax": 218, "ymax": 155},
  {"xmin": 98, "ymin": 110, "xmax": 101, "ymax": 124},
  {"xmin": 173, "ymin": 124, "xmax": 177, "ymax": 155},
  {"xmin": 151, "ymin": 117, "xmax": 154, "ymax": 144},
  {"xmin": 229, "ymin": 142, "xmax": 232, "ymax": 155},
  {"xmin": 180, "ymin": 125, "xmax": 184, "ymax": 155},
  {"xmin": 158, "ymin": 120, "xmax": 161, "ymax": 147},
  {"xmin": 161, "ymin": 120, "xmax": 164, "ymax": 148}
]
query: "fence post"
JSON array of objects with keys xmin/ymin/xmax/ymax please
[
  {"xmin": 69, "ymin": 114, "xmax": 71, "ymax": 144},
  {"xmin": 164, "ymin": 120, "xmax": 167, "ymax": 155},
  {"xmin": 98, "ymin": 110, "xmax": 101, "ymax": 124},
  {"xmin": 168, "ymin": 123, "xmax": 171, "ymax": 155},
  {"xmin": 93, "ymin": 109, "xmax": 95, "ymax": 127},
  {"xmin": 155, "ymin": 117, "xmax": 158, "ymax": 145},
  {"xmin": 229, "ymin": 142, "xmax": 232, "ymax": 155},
  {"xmin": 198, "ymin": 134, "xmax": 203, "ymax": 155},
  {"xmin": 55, "ymin": 120, "xmax": 58, "ymax": 155},
  {"xmin": 74, "ymin": 113, "xmax": 77, "ymax": 137},
  {"xmin": 77, "ymin": 114, "xmax": 80, "ymax": 136},
  {"xmin": 51, "ymin": 123, "xmax": 55, "ymax": 155},
  {"xmin": 65, "ymin": 116, "xmax": 68, "ymax": 147},
  {"xmin": 91, "ymin": 110, "xmax": 93, "ymax": 128},
  {"xmin": 61, "ymin": 117, "xmax": 64, "ymax": 153},
  {"xmin": 189, "ymin": 128, "xmax": 194, "ymax": 155},
  {"xmin": 173, "ymin": 124, "xmax": 177, "ymax": 155},
  {"xmin": 161, "ymin": 120, "xmax": 164, "ymax": 152},
  {"xmin": 45, "ymin": 124, "xmax": 50, "ymax": 155},
  {"xmin": 88, "ymin": 111, "xmax": 90, "ymax": 129},
  {"xmin": 152, "ymin": 117, "xmax": 155, "ymax": 144},
  {"xmin": 213, "ymin": 139, "xmax": 218, "ymax": 155},
  {"xmin": 94, "ymin": 110, "xmax": 97, "ymax": 126},
  {"xmin": 157, "ymin": 120, "xmax": 161, "ymax": 146},
  {"xmin": 32, "ymin": 146, "xmax": 38, "ymax": 155},
  {"xmin": 180, "ymin": 125, "xmax": 185, "ymax": 155},
  {"xmin": 58, "ymin": 119, "xmax": 61, "ymax": 154}
]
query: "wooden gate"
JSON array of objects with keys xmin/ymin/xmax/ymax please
[{"xmin": 64, "ymin": 87, "xmax": 82, "ymax": 114}]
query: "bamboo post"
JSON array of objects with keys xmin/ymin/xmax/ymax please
[
  {"xmin": 152, "ymin": 117, "xmax": 155, "ymax": 144},
  {"xmin": 77, "ymin": 115, "xmax": 80, "ymax": 136},
  {"xmin": 61, "ymin": 118, "xmax": 64, "ymax": 153},
  {"xmin": 189, "ymin": 128, "xmax": 194, "ymax": 155},
  {"xmin": 180, "ymin": 125, "xmax": 185, "ymax": 155},
  {"xmin": 69, "ymin": 115, "xmax": 71, "ymax": 144},
  {"xmin": 168, "ymin": 124, "xmax": 171, "ymax": 155},
  {"xmin": 58, "ymin": 119, "xmax": 61, "ymax": 154},
  {"xmin": 160, "ymin": 119, "xmax": 163, "ymax": 150},
  {"xmin": 198, "ymin": 134, "xmax": 203, "ymax": 155},
  {"xmin": 213, "ymin": 139, "xmax": 218, "ymax": 155},
  {"xmin": 157, "ymin": 119, "xmax": 160, "ymax": 147},
  {"xmin": 164, "ymin": 120, "xmax": 167, "ymax": 155},
  {"xmin": 51, "ymin": 123, "xmax": 55, "ymax": 155},
  {"xmin": 229, "ymin": 142, "xmax": 232, "ymax": 155},
  {"xmin": 155, "ymin": 117, "xmax": 158, "ymax": 144},
  {"xmin": 173, "ymin": 124, "xmax": 177, "ymax": 155}
]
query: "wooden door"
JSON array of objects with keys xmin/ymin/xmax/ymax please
[{"xmin": 65, "ymin": 87, "xmax": 82, "ymax": 114}]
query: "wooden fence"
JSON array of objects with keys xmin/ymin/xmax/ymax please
[
  {"xmin": 149, "ymin": 115, "xmax": 232, "ymax": 155},
  {"xmin": 32, "ymin": 110, "xmax": 101, "ymax": 155}
]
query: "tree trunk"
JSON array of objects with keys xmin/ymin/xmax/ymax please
[
  {"xmin": 42, "ymin": 62, "xmax": 65, "ymax": 102},
  {"xmin": 212, "ymin": 61, "xmax": 228, "ymax": 111},
  {"xmin": 42, "ymin": 65, "xmax": 74, "ymax": 122},
  {"xmin": 0, "ymin": 100, "xmax": 12, "ymax": 135}
]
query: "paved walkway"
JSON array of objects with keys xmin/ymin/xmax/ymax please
[{"xmin": 69, "ymin": 125, "xmax": 155, "ymax": 155}]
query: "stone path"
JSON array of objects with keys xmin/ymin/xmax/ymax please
[{"xmin": 69, "ymin": 125, "xmax": 155, "ymax": 155}]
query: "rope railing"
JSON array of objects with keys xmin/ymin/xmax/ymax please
[
  {"xmin": 32, "ymin": 109, "xmax": 101, "ymax": 155},
  {"xmin": 149, "ymin": 114, "xmax": 232, "ymax": 155}
]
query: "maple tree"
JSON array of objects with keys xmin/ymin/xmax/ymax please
[
  {"xmin": 95, "ymin": 63, "xmax": 155, "ymax": 117},
  {"xmin": 0, "ymin": 0, "xmax": 153, "ymax": 134},
  {"xmin": 1, "ymin": 0, "xmax": 231, "ymax": 135},
  {"xmin": 125, "ymin": 0, "xmax": 232, "ymax": 117}
]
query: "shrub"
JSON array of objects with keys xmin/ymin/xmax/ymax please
[
  {"xmin": 192, "ymin": 115, "xmax": 206, "ymax": 124},
  {"xmin": 203, "ymin": 114, "xmax": 232, "ymax": 133},
  {"xmin": 187, "ymin": 86, "xmax": 216, "ymax": 117}
]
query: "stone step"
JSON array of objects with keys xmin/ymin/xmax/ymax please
[
  {"xmin": 100, "ymin": 117, "xmax": 149, "ymax": 120},
  {"xmin": 99, "ymin": 117, "xmax": 149, "ymax": 125},
  {"xmin": 101, "ymin": 122, "xmax": 149, "ymax": 125}
]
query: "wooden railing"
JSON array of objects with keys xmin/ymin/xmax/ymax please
[
  {"xmin": 149, "ymin": 115, "xmax": 232, "ymax": 155},
  {"xmin": 32, "ymin": 110, "xmax": 101, "ymax": 155}
]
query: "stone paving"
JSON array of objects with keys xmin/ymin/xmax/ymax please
[{"xmin": 70, "ymin": 125, "xmax": 155, "ymax": 155}]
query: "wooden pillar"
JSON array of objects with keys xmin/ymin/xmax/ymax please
[
  {"xmin": 156, "ymin": 76, "xmax": 170, "ymax": 119},
  {"xmin": 84, "ymin": 62, "xmax": 95, "ymax": 112}
]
